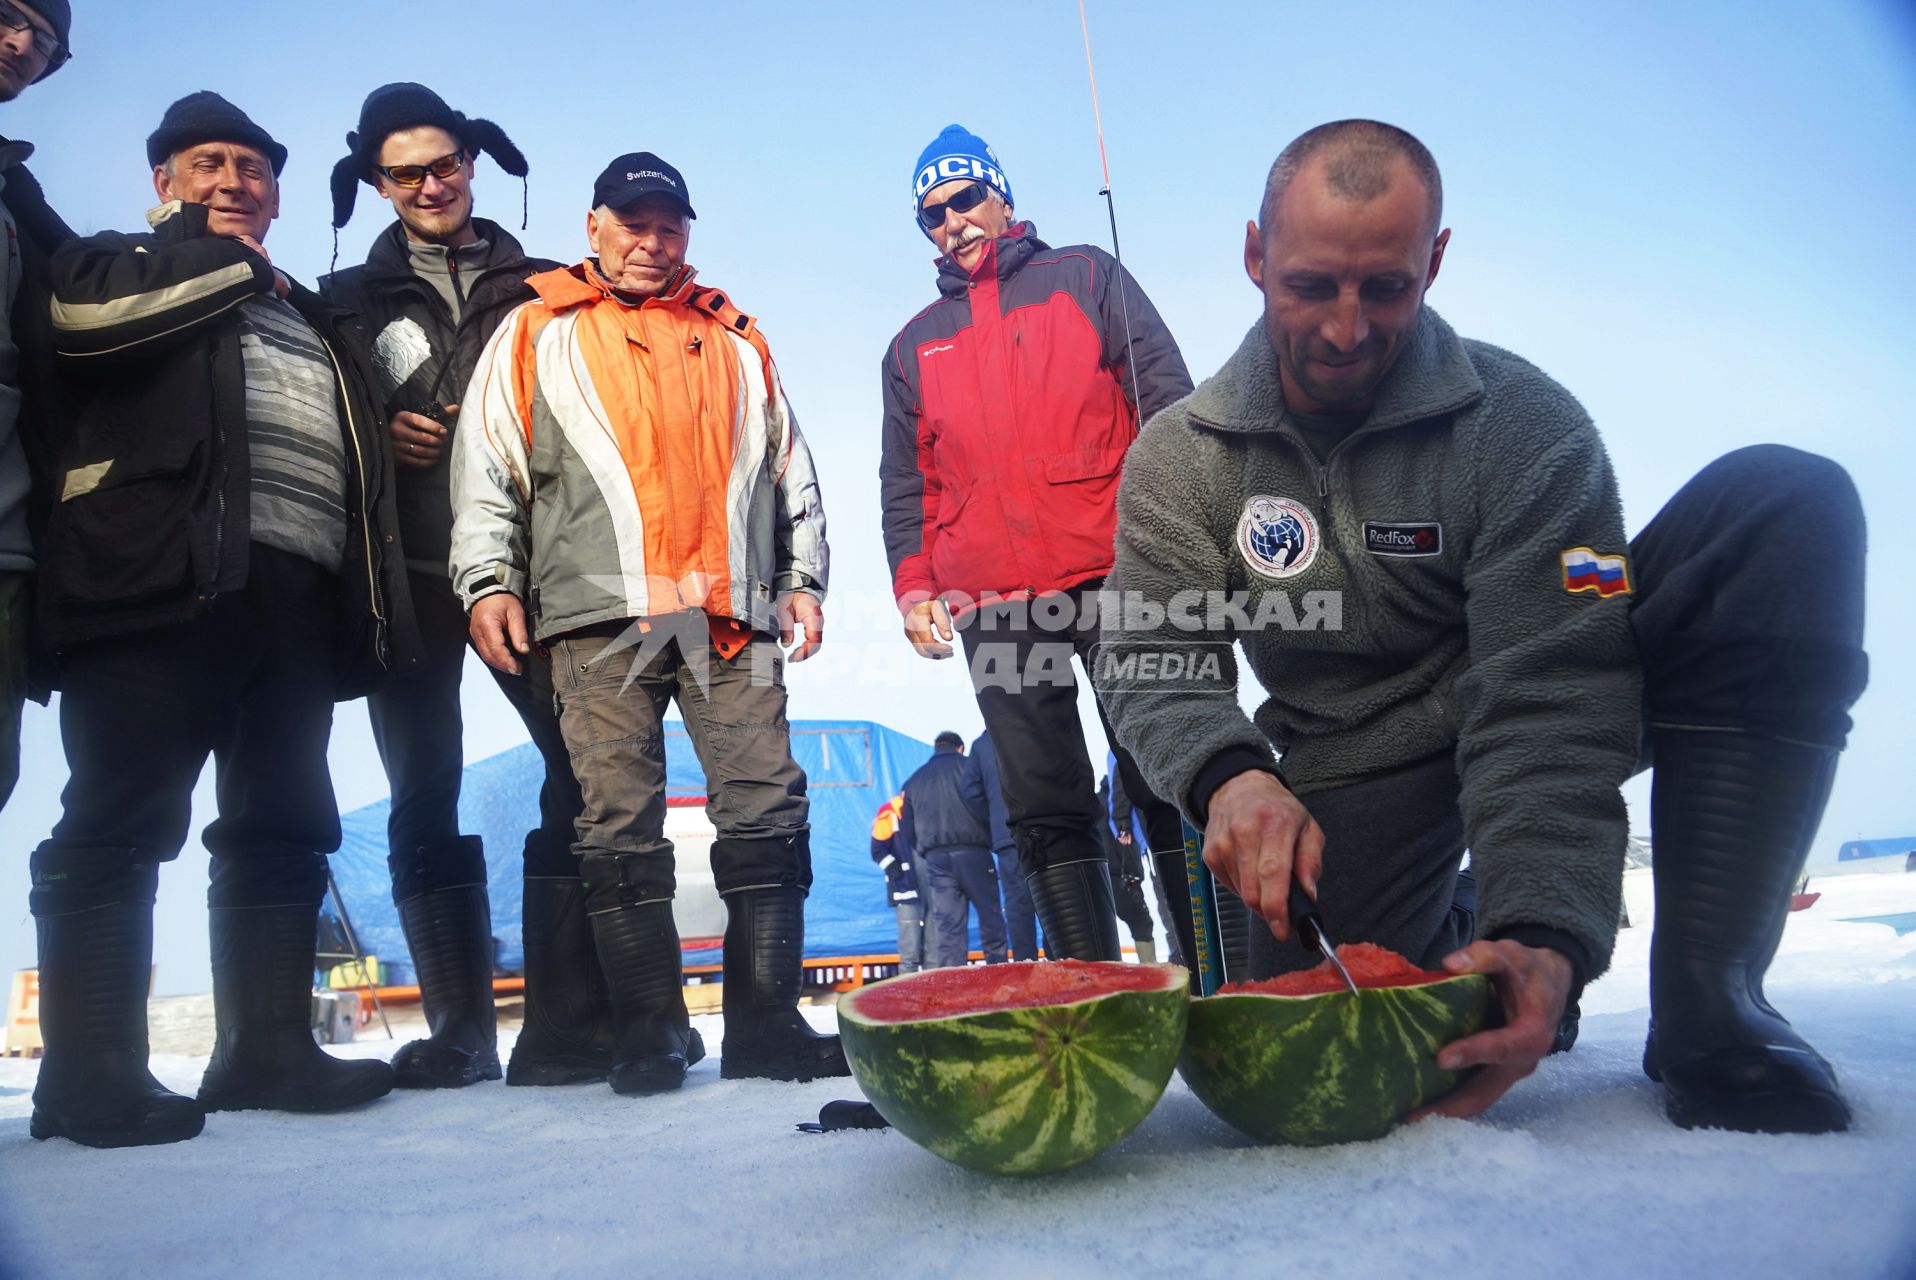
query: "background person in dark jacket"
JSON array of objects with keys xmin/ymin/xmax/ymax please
[
  {"xmin": 869, "ymin": 793, "xmax": 926, "ymax": 973},
  {"xmin": 0, "ymin": 0, "xmax": 73, "ymax": 811},
  {"xmin": 319, "ymin": 83, "xmax": 604, "ymax": 1093},
  {"xmin": 970, "ymin": 729, "xmax": 1039, "ymax": 960},
  {"xmin": 899, "ymin": 731, "xmax": 1006, "ymax": 968},
  {"xmin": 1096, "ymin": 776, "xmax": 1156, "ymax": 964},
  {"xmin": 879, "ymin": 124, "xmax": 1196, "ymax": 964},
  {"xmin": 28, "ymin": 93, "xmax": 417, "ymax": 1149}
]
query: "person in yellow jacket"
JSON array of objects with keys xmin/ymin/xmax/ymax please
[{"xmin": 450, "ymin": 152, "xmax": 840, "ymax": 1095}]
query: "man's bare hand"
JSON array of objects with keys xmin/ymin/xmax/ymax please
[
  {"xmin": 230, "ymin": 234, "xmax": 290, "ymax": 298},
  {"xmin": 1202, "ymin": 769, "xmax": 1324, "ymax": 941},
  {"xmin": 903, "ymin": 597, "xmax": 954, "ymax": 659},
  {"xmin": 391, "ymin": 408, "xmax": 449, "ymax": 470},
  {"xmin": 470, "ymin": 592, "xmax": 531, "ymax": 675},
  {"xmin": 1408, "ymin": 940, "xmax": 1574, "ymax": 1122},
  {"xmin": 777, "ymin": 590, "xmax": 824, "ymax": 662}
]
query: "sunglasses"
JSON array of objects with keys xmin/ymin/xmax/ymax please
[
  {"xmin": 917, "ymin": 181, "xmax": 992, "ymax": 230},
  {"xmin": 0, "ymin": 0, "xmax": 66, "ymax": 68},
  {"xmin": 377, "ymin": 152, "xmax": 466, "ymax": 188}
]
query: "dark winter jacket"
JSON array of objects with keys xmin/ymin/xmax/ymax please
[
  {"xmin": 44, "ymin": 201, "xmax": 420, "ymax": 695},
  {"xmin": 1100, "ymin": 310, "xmax": 1641, "ymax": 978},
  {"xmin": 869, "ymin": 793, "xmax": 921, "ymax": 908},
  {"xmin": 1, "ymin": 141, "xmax": 74, "ymax": 701},
  {"xmin": 2, "ymin": 140, "xmax": 72, "ymax": 554},
  {"xmin": 880, "ymin": 223, "xmax": 1191, "ymax": 614},
  {"xmin": 899, "ymin": 746, "xmax": 991, "ymax": 856},
  {"xmin": 969, "ymin": 729, "xmax": 1014, "ymax": 853},
  {"xmin": 319, "ymin": 218, "xmax": 558, "ymax": 576}
]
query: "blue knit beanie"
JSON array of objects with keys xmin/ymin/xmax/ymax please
[{"xmin": 912, "ymin": 124, "xmax": 1011, "ymax": 213}]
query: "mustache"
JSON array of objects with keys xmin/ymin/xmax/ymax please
[{"xmin": 946, "ymin": 226, "xmax": 989, "ymax": 256}]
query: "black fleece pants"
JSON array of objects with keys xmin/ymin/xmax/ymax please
[
  {"xmin": 367, "ymin": 570, "xmax": 582, "ymax": 903},
  {"xmin": 30, "ymin": 544, "xmax": 341, "ymax": 918},
  {"xmin": 1246, "ymin": 445, "xmax": 1869, "ymax": 979}
]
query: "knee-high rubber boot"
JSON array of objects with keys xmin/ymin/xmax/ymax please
[
  {"xmin": 719, "ymin": 887, "xmax": 849, "ymax": 1082},
  {"xmin": 1025, "ymin": 860, "xmax": 1122, "ymax": 961},
  {"xmin": 589, "ymin": 899, "xmax": 704, "ymax": 1095},
  {"xmin": 508, "ymin": 876, "xmax": 616, "ymax": 1086},
  {"xmin": 391, "ymin": 882, "xmax": 502, "ymax": 1088},
  {"xmin": 1642, "ymin": 730, "xmax": 1850, "ymax": 1134},
  {"xmin": 30, "ymin": 900, "xmax": 204, "ymax": 1148},
  {"xmin": 198, "ymin": 904, "xmax": 394, "ymax": 1112}
]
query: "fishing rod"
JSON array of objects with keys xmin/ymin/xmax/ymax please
[{"xmin": 1076, "ymin": 1, "xmax": 1223, "ymax": 990}]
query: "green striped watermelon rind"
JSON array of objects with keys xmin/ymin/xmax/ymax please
[
  {"xmin": 1179, "ymin": 972, "xmax": 1491, "ymax": 1146},
  {"xmin": 838, "ymin": 962, "xmax": 1191, "ymax": 1175}
]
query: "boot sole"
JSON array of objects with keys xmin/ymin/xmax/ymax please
[
  {"xmin": 393, "ymin": 1058, "xmax": 504, "ymax": 1090},
  {"xmin": 1665, "ymin": 1086, "xmax": 1852, "ymax": 1135},
  {"xmin": 30, "ymin": 1108, "xmax": 206, "ymax": 1148},
  {"xmin": 505, "ymin": 1056, "xmax": 611, "ymax": 1087},
  {"xmin": 719, "ymin": 1051, "xmax": 852, "ymax": 1083},
  {"xmin": 199, "ymin": 1072, "xmax": 394, "ymax": 1115}
]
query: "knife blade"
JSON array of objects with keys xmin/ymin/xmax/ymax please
[{"xmin": 1289, "ymin": 881, "xmax": 1358, "ymax": 996}]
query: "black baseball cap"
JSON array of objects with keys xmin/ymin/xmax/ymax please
[{"xmin": 591, "ymin": 152, "xmax": 696, "ymax": 218}]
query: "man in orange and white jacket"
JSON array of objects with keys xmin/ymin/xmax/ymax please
[{"xmin": 450, "ymin": 152, "xmax": 840, "ymax": 1095}]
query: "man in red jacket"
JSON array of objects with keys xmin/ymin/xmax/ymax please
[{"xmin": 879, "ymin": 124, "xmax": 1194, "ymax": 961}]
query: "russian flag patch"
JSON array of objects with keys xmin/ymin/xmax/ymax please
[{"xmin": 1561, "ymin": 547, "xmax": 1632, "ymax": 597}]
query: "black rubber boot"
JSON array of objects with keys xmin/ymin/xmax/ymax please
[
  {"xmin": 719, "ymin": 887, "xmax": 849, "ymax": 1082},
  {"xmin": 508, "ymin": 875, "xmax": 616, "ymax": 1086},
  {"xmin": 1642, "ymin": 730, "xmax": 1850, "ymax": 1134},
  {"xmin": 391, "ymin": 882, "xmax": 502, "ymax": 1089},
  {"xmin": 589, "ymin": 898, "xmax": 705, "ymax": 1095},
  {"xmin": 198, "ymin": 904, "xmax": 395, "ymax": 1113},
  {"xmin": 30, "ymin": 900, "xmax": 205, "ymax": 1148},
  {"xmin": 1025, "ymin": 859, "xmax": 1123, "ymax": 961}
]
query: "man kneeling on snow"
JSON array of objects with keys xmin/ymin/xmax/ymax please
[
  {"xmin": 1099, "ymin": 120, "xmax": 1867, "ymax": 1135},
  {"xmin": 450, "ymin": 152, "xmax": 844, "ymax": 1094}
]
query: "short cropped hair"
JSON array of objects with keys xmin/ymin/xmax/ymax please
[{"xmin": 1258, "ymin": 120, "xmax": 1442, "ymax": 241}]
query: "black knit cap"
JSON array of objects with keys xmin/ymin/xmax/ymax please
[
  {"xmin": 30, "ymin": 0, "xmax": 71, "ymax": 82},
  {"xmin": 329, "ymin": 82, "xmax": 528, "ymax": 230},
  {"xmin": 146, "ymin": 91, "xmax": 287, "ymax": 175}
]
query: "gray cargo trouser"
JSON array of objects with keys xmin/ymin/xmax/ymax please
[{"xmin": 549, "ymin": 621, "xmax": 810, "ymax": 908}]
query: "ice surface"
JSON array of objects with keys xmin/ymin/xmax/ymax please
[{"xmin": 3, "ymin": 873, "xmax": 1913, "ymax": 1279}]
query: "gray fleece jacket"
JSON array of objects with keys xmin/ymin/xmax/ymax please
[{"xmin": 1099, "ymin": 307, "xmax": 1641, "ymax": 976}]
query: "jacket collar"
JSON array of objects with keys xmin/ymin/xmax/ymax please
[
  {"xmin": 363, "ymin": 216, "xmax": 527, "ymax": 282},
  {"xmin": 1186, "ymin": 307, "xmax": 1484, "ymax": 436},
  {"xmin": 934, "ymin": 220, "xmax": 1049, "ymax": 299},
  {"xmin": 531, "ymin": 259, "xmax": 700, "ymax": 312}
]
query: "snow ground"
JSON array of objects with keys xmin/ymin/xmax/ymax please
[{"xmin": 3, "ymin": 872, "xmax": 1914, "ymax": 1280}]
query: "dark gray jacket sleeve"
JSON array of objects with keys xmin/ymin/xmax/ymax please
[
  {"xmin": 1454, "ymin": 372, "xmax": 1641, "ymax": 979},
  {"xmin": 49, "ymin": 203, "xmax": 275, "ymax": 359},
  {"xmin": 1098, "ymin": 409, "xmax": 1276, "ymax": 820},
  {"xmin": 1090, "ymin": 249, "xmax": 1192, "ymax": 423}
]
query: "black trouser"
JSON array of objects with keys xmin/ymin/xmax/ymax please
[
  {"xmin": 958, "ymin": 583, "xmax": 1187, "ymax": 876},
  {"xmin": 368, "ymin": 571, "xmax": 582, "ymax": 902},
  {"xmin": 1247, "ymin": 445, "xmax": 1869, "ymax": 978},
  {"xmin": 924, "ymin": 847, "xmax": 1008, "ymax": 967},
  {"xmin": 30, "ymin": 545, "xmax": 341, "ymax": 917}
]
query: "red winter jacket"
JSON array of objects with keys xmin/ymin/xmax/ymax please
[{"xmin": 879, "ymin": 224, "xmax": 1191, "ymax": 613}]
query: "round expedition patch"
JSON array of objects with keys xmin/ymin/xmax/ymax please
[{"xmin": 1237, "ymin": 495, "xmax": 1320, "ymax": 579}]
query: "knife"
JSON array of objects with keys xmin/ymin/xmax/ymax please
[{"xmin": 1289, "ymin": 882, "xmax": 1358, "ymax": 996}]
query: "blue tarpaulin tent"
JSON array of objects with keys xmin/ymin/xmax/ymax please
[
  {"xmin": 332, "ymin": 720, "xmax": 936, "ymax": 983},
  {"xmin": 1838, "ymin": 837, "xmax": 1916, "ymax": 863}
]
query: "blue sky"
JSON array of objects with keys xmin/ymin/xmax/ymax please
[{"xmin": 3, "ymin": 0, "xmax": 1912, "ymax": 993}]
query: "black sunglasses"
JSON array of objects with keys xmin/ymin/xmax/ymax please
[
  {"xmin": 0, "ymin": 0, "xmax": 66, "ymax": 69},
  {"xmin": 917, "ymin": 181, "xmax": 992, "ymax": 230},
  {"xmin": 377, "ymin": 152, "xmax": 466, "ymax": 188}
]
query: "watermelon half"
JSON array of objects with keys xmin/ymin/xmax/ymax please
[
  {"xmin": 1180, "ymin": 943, "xmax": 1491, "ymax": 1146},
  {"xmin": 838, "ymin": 960, "xmax": 1190, "ymax": 1175}
]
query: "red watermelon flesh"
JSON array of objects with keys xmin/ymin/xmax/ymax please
[
  {"xmin": 852, "ymin": 958, "xmax": 1176, "ymax": 1022},
  {"xmin": 1220, "ymin": 943, "xmax": 1449, "ymax": 996}
]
